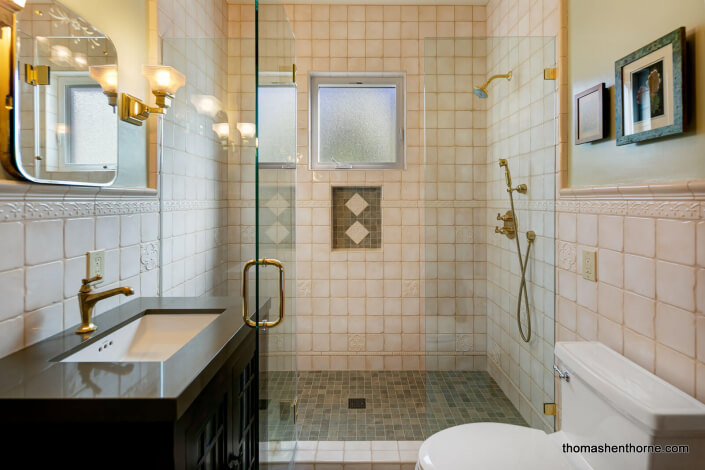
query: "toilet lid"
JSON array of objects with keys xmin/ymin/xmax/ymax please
[{"xmin": 417, "ymin": 423, "xmax": 576, "ymax": 470}]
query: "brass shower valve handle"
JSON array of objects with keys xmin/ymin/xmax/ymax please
[
  {"xmin": 495, "ymin": 210, "xmax": 516, "ymax": 239},
  {"xmin": 495, "ymin": 226, "xmax": 515, "ymax": 237}
]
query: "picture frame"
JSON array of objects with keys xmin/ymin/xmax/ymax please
[
  {"xmin": 574, "ymin": 83, "xmax": 607, "ymax": 144},
  {"xmin": 615, "ymin": 27, "xmax": 685, "ymax": 146}
]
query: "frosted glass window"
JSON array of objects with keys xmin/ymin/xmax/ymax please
[
  {"xmin": 67, "ymin": 85, "xmax": 117, "ymax": 166},
  {"xmin": 310, "ymin": 74, "xmax": 404, "ymax": 169},
  {"xmin": 259, "ymin": 86, "xmax": 297, "ymax": 165}
]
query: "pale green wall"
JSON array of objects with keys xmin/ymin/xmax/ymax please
[{"xmin": 568, "ymin": 0, "xmax": 705, "ymax": 187}]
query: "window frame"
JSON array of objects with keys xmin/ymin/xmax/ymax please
[
  {"xmin": 54, "ymin": 73, "xmax": 118, "ymax": 172},
  {"xmin": 309, "ymin": 73, "xmax": 406, "ymax": 170}
]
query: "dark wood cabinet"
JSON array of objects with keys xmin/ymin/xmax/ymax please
[
  {"xmin": 0, "ymin": 328, "xmax": 258, "ymax": 470},
  {"xmin": 176, "ymin": 330, "xmax": 258, "ymax": 470}
]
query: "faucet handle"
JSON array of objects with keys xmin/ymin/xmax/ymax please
[{"xmin": 82, "ymin": 275, "xmax": 103, "ymax": 286}]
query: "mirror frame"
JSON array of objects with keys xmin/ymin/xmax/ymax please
[{"xmin": 0, "ymin": 1, "xmax": 119, "ymax": 187}]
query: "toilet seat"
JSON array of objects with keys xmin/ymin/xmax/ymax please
[{"xmin": 417, "ymin": 423, "xmax": 590, "ymax": 470}]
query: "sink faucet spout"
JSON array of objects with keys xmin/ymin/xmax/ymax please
[{"xmin": 76, "ymin": 276, "xmax": 134, "ymax": 334}]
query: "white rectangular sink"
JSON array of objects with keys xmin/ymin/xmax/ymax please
[{"xmin": 61, "ymin": 314, "xmax": 220, "ymax": 363}]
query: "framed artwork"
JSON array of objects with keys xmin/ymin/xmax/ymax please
[
  {"xmin": 575, "ymin": 83, "xmax": 606, "ymax": 144},
  {"xmin": 615, "ymin": 27, "xmax": 685, "ymax": 145}
]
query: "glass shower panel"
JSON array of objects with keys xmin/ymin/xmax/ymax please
[
  {"xmin": 423, "ymin": 36, "xmax": 557, "ymax": 436},
  {"xmin": 255, "ymin": 0, "xmax": 298, "ymax": 463}
]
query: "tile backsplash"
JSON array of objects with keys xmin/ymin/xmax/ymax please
[
  {"xmin": 556, "ymin": 202, "xmax": 705, "ymax": 401},
  {"xmin": 0, "ymin": 190, "xmax": 159, "ymax": 357}
]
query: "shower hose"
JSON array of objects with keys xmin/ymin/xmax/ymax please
[{"xmin": 506, "ymin": 183, "xmax": 535, "ymax": 343}]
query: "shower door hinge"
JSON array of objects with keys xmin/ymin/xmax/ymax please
[
  {"xmin": 543, "ymin": 67, "xmax": 557, "ymax": 80},
  {"xmin": 544, "ymin": 403, "xmax": 557, "ymax": 416},
  {"xmin": 25, "ymin": 64, "xmax": 50, "ymax": 86}
]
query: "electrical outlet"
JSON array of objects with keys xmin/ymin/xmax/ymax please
[
  {"xmin": 582, "ymin": 249, "xmax": 597, "ymax": 282},
  {"xmin": 86, "ymin": 250, "xmax": 105, "ymax": 281}
]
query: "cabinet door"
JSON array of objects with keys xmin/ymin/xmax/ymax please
[
  {"xmin": 230, "ymin": 354, "xmax": 258, "ymax": 470},
  {"xmin": 184, "ymin": 392, "xmax": 229, "ymax": 469}
]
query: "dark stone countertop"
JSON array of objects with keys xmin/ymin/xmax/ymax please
[{"xmin": 0, "ymin": 296, "xmax": 261, "ymax": 423}]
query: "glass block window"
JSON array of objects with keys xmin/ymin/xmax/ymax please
[
  {"xmin": 258, "ymin": 85, "xmax": 297, "ymax": 167},
  {"xmin": 310, "ymin": 74, "xmax": 405, "ymax": 170}
]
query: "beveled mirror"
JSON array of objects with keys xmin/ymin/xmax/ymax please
[{"xmin": 0, "ymin": 0, "xmax": 118, "ymax": 186}]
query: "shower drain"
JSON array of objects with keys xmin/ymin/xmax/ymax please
[{"xmin": 348, "ymin": 398, "xmax": 366, "ymax": 409}]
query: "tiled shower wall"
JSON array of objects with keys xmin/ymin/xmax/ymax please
[
  {"xmin": 228, "ymin": 3, "xmax": 488, "ymax": 371},
  {"xmin": 484, "ymin": 0, "xmax": 560, "ymax": 430},
  {"xmin": 423, "ymin": 37, "xmax": 489, "ymax": 372}
]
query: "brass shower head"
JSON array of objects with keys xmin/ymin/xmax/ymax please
[{"xmin": 473, "ymin": 71, "xmax": 512, "ymax": 99}]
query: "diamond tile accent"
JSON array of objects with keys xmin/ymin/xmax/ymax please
[
  {"xmin": 345, "ymin": 193, "xmax": 369, "ymax": 216},
  {"xmin": 331, "ymin": 187, "xmax": 381, "ymax": 249},
  {"xmin": 265, "ymin": 222, "xmax": 290, "ymax": 245},
  {"xmin": 345, "ymin": 221, "xmax": 369, "ymax": 245}
]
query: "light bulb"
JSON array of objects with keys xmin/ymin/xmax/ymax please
[{"xmin": 155, "ymin": 69, "xmax": 171, "ymax": 88}]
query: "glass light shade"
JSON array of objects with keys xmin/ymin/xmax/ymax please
[
  {"xmin": 191, "ymin": 95, "xmax": 221, "ymax": 118},
  {"xmin": 142, "ymin": 65, "xmax": 185, "ymax": 96},
  {"xmin": 212, "ymin": 122, "xmax": 230, "ymax": 140},
  {"xmin": 89, "ymin": 65, "xmax": 118, "ymax": 94},
  {"xmin": 237, "ymin": 122, "xmax": 256, "ymax": 139}
]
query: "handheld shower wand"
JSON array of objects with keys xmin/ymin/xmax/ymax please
[{"xmin": 495, "ymin": 159, "xmax": 534, "ymax": 343}]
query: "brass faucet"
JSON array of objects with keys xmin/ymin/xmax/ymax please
[{"xmin": 76, "ymin": 275, "xmax": 134, "ymax": 334}]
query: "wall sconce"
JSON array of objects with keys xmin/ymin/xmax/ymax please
[
  {"xmin": 0, "ymin": 0, "xmax": 25, "ymax": 28},
  {"xmin": 191, "ymin": 94, "xmax": 221, "ymax": 118},
  {"xmin": 89, "ymin": 64, "xmax": 118, "ymax": 107},
  {"xmin": 120, "ymin": 65, "xmax": 185, "ymax": 126},
  {"xmin": 237, "ymin": 122, "xmax": 256, "ymax": 141},
  {"xmin": 212, "ymin": 122, "xmax": 230, "ymax": 148}
]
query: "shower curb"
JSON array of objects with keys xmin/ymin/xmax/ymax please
[{"xmin": 261, "ymin": 440, "xmax": 422, "ymax": 470}]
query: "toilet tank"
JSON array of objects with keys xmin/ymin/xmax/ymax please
[{"xmin": 555, "ymin": 341, "xmax": 705, "ymax": 470}]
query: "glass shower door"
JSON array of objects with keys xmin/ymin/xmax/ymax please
[
  {"xmin": 247, "ymin": 0, "xmax": 298, "ymax": 466},
  {"xmin": 423, "ymin": 36, "xmax": 557, "ymax": 435}
]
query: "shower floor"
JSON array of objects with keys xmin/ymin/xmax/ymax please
[{"xmin": 261, "ymin": 370, "xmax": 527, "ymax": 441}]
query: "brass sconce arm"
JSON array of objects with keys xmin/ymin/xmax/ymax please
[{"xmin": 119, "ymin": 65, "xmax": 185, "ymax": 127}]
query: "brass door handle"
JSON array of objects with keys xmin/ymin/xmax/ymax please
[{"xmin": 242, "ymin": 258, "xmax": 285, "ymax": 329}]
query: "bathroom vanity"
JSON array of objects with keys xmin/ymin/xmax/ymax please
[{"xmin": 0, "ymin": 297, "xmax": 264, "ymax": 469}]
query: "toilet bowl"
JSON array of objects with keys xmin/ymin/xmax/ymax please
[{"xmin": 417, "ymin": 342, "xmax": 705, "ymax": 470}]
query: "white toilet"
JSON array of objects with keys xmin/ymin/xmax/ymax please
[{"xmin": 417, "ymin": 341, "xmax": 705, "ymax": 470}]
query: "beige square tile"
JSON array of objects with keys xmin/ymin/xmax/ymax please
[
  {"xmin": 599, "ymin": 215, "xmax": 623, "ymax": 252},
  {"xmin": 657, "ymin": 219, "xmax": 696, "ymax": 265},
  {"xmin": 625, "ymin": 217, "xmax": 655, "ymax": 257},
  {"xmin": 656, "ymin": 302, "xmax": 695, "ymax": 357},
  {"xmin": 655, "ymin": 344, "xmax": 695, "ymax": 396},
  {"xmin": 656, "ymin": 261, "xmax": 696, "ymax": 311}
]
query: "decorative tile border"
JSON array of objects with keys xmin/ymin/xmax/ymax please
[
  {"xmin": 559, "ymin": 180, "xmax": 705, "ymax": 200},
  {"xmin": 555, "ymin": 199, "xmax": 702, "ymax": 219},
  {"xmin": 0, "ymin": 198, "xmax": 232, "ymax": 219}
]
